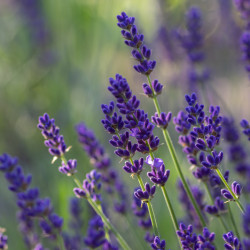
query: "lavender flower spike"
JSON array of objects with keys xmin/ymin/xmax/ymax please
[
  {"xmin": 197, "ymin": 227, "xmax": 215, "ymax": 249},
  {"xmin": 223, "ymin": 231, "xmax": 242, "ymax": 250},
  {"xmin": 177, "ymin": 223, "xmax": 198, "ymax": 249},
  {"xmin": 0, "ymin": 228, "xmax": 8, "ymax": 250},
  {"xmin": 117, "ymin": 12, "xmax": 156, "ymax": 75},
  {"xmin": 74, "ymin": 170, "xmax": 102, "ymax": 202},
  {"xmin": 134, "ymin": 183, "xmax": 156, "ymax": 204},
  {"xmin": 146, "ymin": 157, "xmax": 170, "ymax": 186},
  {"xmin": 58, "ymin": 159, "xmax": 77, "ymax": 176},
  {"xmin": 151, "ymin": 236, "xmax": 166, "ymax": 250},
  {"xmin": 240, "ymin": 119, "xmax": 250, "ymax": 141},
  {"xmin": 37, "ymin": 113, "xmax": 69, "ymax": 160}
]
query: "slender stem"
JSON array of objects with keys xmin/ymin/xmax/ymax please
[
  {"xmin": 62, "ymin": 156, "xmax": 131, "ymax": 250},
  {"xmin": 125, "ymin": 214, "xmax": 147, "ymax": 250},
  {"xmin": 203, "ymin": 182, "xmax": 229, "ymax": 232},
  {"xmin": 98, "ymin": 204, "xmax": 111, "ymax": 242},
  {"xmin": 215, "ymin": 169, "xmax": 245, "ymax": 214},
  {"xmin": 118, "ymin": 130, "xmax": 160, "ymax": 235},
  {"xmin": 137, "ymin": 174, "xmax": 159, "ymax": 236},
  {"xmin": 58, "ymin": 233, "xmax": 66, "ymax": 250},
  {"xmin": 204, "ymin": 181, "xmax": 214, "ymax": 204},
  {"xmin": 228, "ymin": 203, "xmax": 241, "ymax": 240},
  {"xmin": 161, "ymin": 186, "xmax": 179, "ymax": 230},
  {"xmin": 146, "ymin": 75, "xmax": 207, "ymax": 227},
  {"xmin": 219, "ymin": 216, "xmax": 229, "ymax": 233},
  {"xmin": 88, "ymin": 197, "xmax": 131, "ymax": 250},
  {"xmin": 164, "ymin": 129, "xmax": 206, "ymax": 227}
]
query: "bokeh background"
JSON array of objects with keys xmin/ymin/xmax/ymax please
[{"xmin": 0, "ymin": 0, "xmax": 250, "ymax": 249}]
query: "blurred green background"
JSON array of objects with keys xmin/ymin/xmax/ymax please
[{"xmin": 0, "ymin": 0, "xmax": 249, "ymax": 249}]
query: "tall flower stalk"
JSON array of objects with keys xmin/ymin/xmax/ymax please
[
  {"xmin": 37, "ymin": 113, "xmax": 131, "ymax": 250},
  {"xmin": 116, "ymin": 11, "xmax": 207, "ymax": 227},
  {"xmin": 101, "ymin": 75, "xmax": 160, "ymax": 237}
]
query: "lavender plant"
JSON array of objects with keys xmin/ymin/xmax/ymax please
[
  {"xmin": 0, "ymin": 228, "xmax": 8, "ymax": 250},
  {"xmin": 2, "ymin": 4, "xmax": 250, "ymax": 250}
]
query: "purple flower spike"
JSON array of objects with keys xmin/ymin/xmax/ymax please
[
  {"xmin": 173, "ymin": 111, "xmax": 191, "ymax": 134},
  {"xmin": 152, "ymin": 80, "xmax": 163, "ymax": 95},
  {"xmin": 177, "ymin": 223, "xmax": 198, "ymax": 249},
  {"xmin": 74, "ymin": 170, "xmax": 102, "ymax": 202},
  {"xmin": 197, "ymin": 227, "xmax": 215, "ymax": 250},
  {"xmin": 84, "ymin": 215, "xmax": 107, "ymax": 248},
  {"xmin": 151, "ymin": 236, "xmax": 166, "ymax": 250},
  {"xmin": 134, "ymin": 183, "xmax": 156, "ymax": 203},
  {"xmin": 240, "ymin": 118, "xmax": 250, "ymax": 141},
  {"xmin": 132, "ymin": 189, "xmax": 152, "ymax": 231},
  {"xmin": 151, "ymin": 112, "xmax": 172, "ymax": 129},
  {"xmin": 0, "ymin": 228, "xmax": 8, "ymax": 250},
  {"xmin": 73, "ymin": 188, "xmax": 87, "ymax": 198},
  {"xmin": 58, "ymin": 159, "xmax": 77, "ymax": 176},
  {"xmin": 123, "ymin": 158, "xmax": 144, "ymax": 175},
  {"xmin": 101, "ymin": 101, "xmax": 115, "ymax": 116},
  {"xmin": 0, "ymin": 153, "xmax": 18, "ymax": 173},
  {"xmin": 117, "ymin": 12, "xmax": 156, "ymax": 75},
  {"xmin": 201, "ymin": 151, "xmax": 223, "ymax": 169},
  {"xmin": 234, "ymin": 0, "xmax": 250, "ymax": 20},
  {"xmin": 221, "ymin": 189, "xmax": 234, "ymax": 200},
  {"xmin": 145, "ymin": 156, "xmax": 164, "ymax": 169},
  {"xmin": 101, "ymin": 112, "xmax": 124, "ymax": 134},
  {"xmin": 147, "ymin": 164, "xmax": 170, "ymax": 186},
  {"xmin": 232, "ymin": 181, "xmax": 242, "ymax": 197},
  {"xmin": 142, "ymin": 83, "xmax": 153, "ymax": 97},
  {"xmin": 223, "ymin": 231, "xmax": 242, "ymax": 250},
  {"xmin": 205, "ymin": 197, "xmax": 226, "ymax": 216},
  {"xmin": 108, "ymin": 74, "xmax": 132, "ymax": 103},
  {"xmin": 38, "ymin": 113, "xmax": 68, "ymax": 158}
]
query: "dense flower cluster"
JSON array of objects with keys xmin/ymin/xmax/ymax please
[
  {"xmin": 177, "ymin": 223, "xmax": 215, "ymax": 249},
  {"xmin": 0, "ymin": 153, "xmax": 63, "ymax": 246},
  {"xmin": 117, "ymin": 12, "xmax": 156, "ymax": 75},
  {"xmin": 37, "ymin": 113, "xmax": 68, "ymax": 158},
  {"xmin": 3, "ymin": 6, "xmax": 250, "ymax": 250},
  {"xmin": 84, "ymin": 215, "xmax": 107, "ymax": 248},
  {"xmin": 76, "ymin": 122, "xmax": 127, "ymax": 214},
  {"xmin": 73, "ymin": 170, "xmax": 102, "ymax": 202},
  {"xmin": 223, "ymin": 231, "xmax": 242, "ymax": 250}
]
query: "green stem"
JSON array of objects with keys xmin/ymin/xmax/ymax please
[
  {"xmin": 58, "ymin": 233, "xmax": 66, "ymax": 250},
  {"xmin": 98, "ymin": 204, "xmax": 111, "ymax": 242},
  {"xmin": 146, "ymin": 75, "xmax": 206, "ymax": 227},
  {"xmin": 125, "ymin": 214, "xmax": 147, "ymax": 250},
  {"xmin": 62, "ymin": 156, "xmax": 131, "ymax": 250},
  {"xmin": 117, "ymin": 130, "xmax": 159, "ymax": 236},
  {"xmin": 161, "ymin": 186, "xmax": 182, "ymax": 249},
  {"xmin": 88, "ymin": 197, "xmax": 131, "ymax": 250},
  {"xmin": 215, "ymin": 169, "xmax": 245, "ymax": 214},
  {"xmin": 137, "ymin": 174, "xmax": 159, "ymax": 236},
  {"xmin": 204, "ymin": 182, "xmax": 229, "ymax": 232},
  {"xmin": 161, "ymin": 186, "xmax": 179, "ymax": 230},
  {"xmin": 219, "ymin": 216, "xmax": 229, "ymax": 233},
  {"xmin": 228, "ymin": 203, "xmax": 241, "ymax": 240}
]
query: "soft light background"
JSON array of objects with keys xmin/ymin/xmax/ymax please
[{"xmin": 0, "ymin": 0, "xmax": 249, "ymax": 249}]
